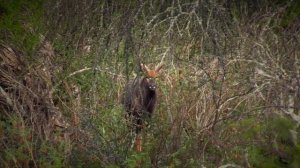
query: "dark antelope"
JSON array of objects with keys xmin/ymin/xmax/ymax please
[{"xmin": 122, "ymin": 63, "xmax": 163, "ymax": 153}]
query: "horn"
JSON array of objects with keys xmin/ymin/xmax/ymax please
[
  {"xmin": 155, "ymin": 53, "xmax": 165, "ymax": 72},
  {"xmin": 141, "ymin": 63, "xmax": 150, "ymax": 72},
  {"xmin": 155, "ymin": 63, "xmax": 163, "ymax": 72}
]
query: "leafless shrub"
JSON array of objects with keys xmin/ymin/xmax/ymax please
[{"xmin": 0, "ymin": 42, "xmax": 72, "ymax": 166}]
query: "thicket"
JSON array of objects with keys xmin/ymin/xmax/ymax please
[{"xmin": 0, "ymin": 0, "xmax": 300, "ymax": 167}]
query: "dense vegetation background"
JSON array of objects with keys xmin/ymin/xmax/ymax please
[{"xmin": 0, "ymin": 0, "xmax": 300, "ymax": 167}]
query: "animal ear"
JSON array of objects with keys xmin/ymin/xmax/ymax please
[
  {"xmin": 141, "ymin": 63, "xmax": 150, "ymax": 72},
  {"xmin": 155, "ymin": 63, "xmax": 163, "ymax": 73}
]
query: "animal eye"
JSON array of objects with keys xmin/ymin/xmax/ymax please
[{"xmin": 147, "ymin": 78, "xmax": 153, "ymax": 82}]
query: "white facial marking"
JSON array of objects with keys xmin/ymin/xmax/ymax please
[{"xmin": 149, "ymin": 85, "xmax": 156, "ymax": 90}]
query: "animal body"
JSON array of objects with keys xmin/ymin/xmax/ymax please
[{"xmin": 122, "ymin": 63, "xmax": 163, "ymax": 134}]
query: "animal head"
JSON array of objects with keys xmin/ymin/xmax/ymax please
[
  {"xmin": 140, "ymin": 63, "xmax": 163, "ymax": 91},
  {"xmin": 143, "ymin": 77, "xmax": 156, "ymax": 91}
]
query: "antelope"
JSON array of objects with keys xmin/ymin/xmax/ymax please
[{"xmin": 122, "ymin": 63, "xmax": 163, "ymax": 154}]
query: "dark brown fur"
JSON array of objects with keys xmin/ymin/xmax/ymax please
[{"xmin": 122, "ymin": 76, "xmax": 157, "ymax": 133}]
